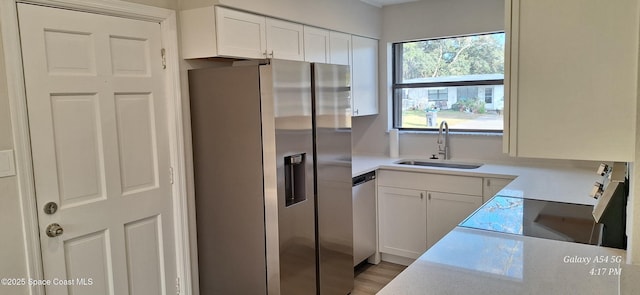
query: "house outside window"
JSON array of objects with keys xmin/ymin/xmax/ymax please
[{"xmin": 393, "ymin": 32, "xmax": 505, "ymax": 132}]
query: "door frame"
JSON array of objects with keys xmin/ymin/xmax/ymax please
[{"xmin": 0, "ymin": 1, "xmax": 193, "ymax": 294}]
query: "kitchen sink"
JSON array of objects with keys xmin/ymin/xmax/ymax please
[{"xmin": 394, "ymin": 160, "xmax": 483, "ymax": 169}]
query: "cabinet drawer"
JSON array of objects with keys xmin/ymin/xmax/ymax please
[{"xmin": 378, "ymin": 170, "xmax": 482, "ymax": 196}]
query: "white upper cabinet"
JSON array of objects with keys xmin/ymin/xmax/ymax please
[
  {"xmin": 265, "ymin": 18, "xmax": 304, "ymax": 61},
  {"xmin": 181, "ymin": 6, "xmax": 267, "ymax": 59},
  {"xmin": 216, "ymin": 7, "xmax": 267, "ymax": 59},
  {"xmin": 303, "ymin": 26, "xmax": 330, "ymax": 63},
  {"xmin": 328, "ymin": 31, "xmax": 352, "ymax": 66},
  {"xmin": 329, "ymin": 33, "xmax": 380, "ymax": 117},
  {"xmin": 504, "ymin": 0, "xmax": 637, "ymax": 161},
  {"xmin": 180, "ymin": 6, "xmax": 381, "ymax": 118},
  {"xmin": 351, "ymin": 35, "xmax": 379, "ymax": 116},
  {"xmin": 181, "ymin": 6, "xmax": 304, "ymax": 60}
]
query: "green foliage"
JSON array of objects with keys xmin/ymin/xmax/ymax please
[
  {"xmin": 401, "ymin": 34, "xmax": 504, "ymax": 80},
  {"xmin": 451, "ymin": 98, "xmax": 486, "ymax": 114}
]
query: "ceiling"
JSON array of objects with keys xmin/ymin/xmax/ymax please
[{"xmin": 360, "ymin": 0, "xmax": 421, "ymax": 7}]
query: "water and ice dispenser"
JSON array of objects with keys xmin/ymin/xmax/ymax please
[{"xmin": 285, "ymin": 153, "xmax": 306, "ymax": 207}]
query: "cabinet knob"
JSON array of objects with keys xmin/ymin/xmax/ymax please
[
  {"xmin": 420, "ymin": 193, "xmax": 423, "ymax": 199},
  {"xmin": 487, "ymin": 179, "xmax": 491, "ymax": 186},
  {"xmin": 428, "ymin": 193, "xmax": 431, "ymax": 200}
]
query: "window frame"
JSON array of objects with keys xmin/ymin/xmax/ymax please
[{"xmin": 392, "ymin": 32, "xmax": 505, "ymax": 133}]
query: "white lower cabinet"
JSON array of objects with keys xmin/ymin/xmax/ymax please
[
  {"xmin": 483, "ymin": 177, "xmax": 513, "ymax": 203},
  {"xmin": 377, "ymin": 170, "xmax": 484, "ymax": 262},
  {"xmin": 426, "ymin": 192, "xmax": 482, "ymax": 248},
  {"xmin": 378, "ymin": 186, "xmax": 427, "ymax": 259}
]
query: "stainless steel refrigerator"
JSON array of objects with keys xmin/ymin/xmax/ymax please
[{"xmin": 188, "ymin": 59, "xmax": 353, "ymax": 295}]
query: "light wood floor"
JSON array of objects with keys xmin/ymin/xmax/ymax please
[{"xmin": 352, "ymin": 262, "xmax": 406, "ymax": 295}]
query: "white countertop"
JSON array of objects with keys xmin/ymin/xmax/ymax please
[
  {"xmin": 352, "ymin": 155, "xmax": 626, "ymax": 294},
  {"xmin": 378, "ymin": 227, "xmax": 625, "ymax": 295},
  {"xmin": 352, "ymin": 155, "xmax": 599, "ymax": 205}
]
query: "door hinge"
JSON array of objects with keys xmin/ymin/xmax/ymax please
[
  {"xmin": 161, "ymin": 48, "xmax": 167, "ymax": 69},
  {"xmin": 169, "ymin": 167, "xmax": 174, "ymax": 185},
  {"xmin": 175, "ymin": 277, "xmax": 180, "ymax": 295}
]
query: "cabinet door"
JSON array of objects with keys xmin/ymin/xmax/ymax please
[
  {"xmin": 265, "ymin": 18, "xmax": 304, "ymax": 61},
  {"xmin": 215, "ymin": 6, "xmax": 266, "ymax": 59},
  {"xmin": 505, "ymin": 0, "xmax": 636, "ymax": 161},
  {"xmin": 427, "ymin": 192, "xmax": 482, "ymax": 248},
  {"xmin": 304, "ymin": 26, "xmax": 329, "ymax": 63},
  {"xmin": 378, "ymin": 186, "xmax": 427, "ymax": 259},
  {"xmin": 351, "ymin": 36, "xmax": 378, "ymax": 116},
  {"xmin": 328, "ymin": 31, "xmax": 351, "ymax": 66},
  {"xmin": 483, "ymin": 178, "xmax": 513, "ymax": 203}
]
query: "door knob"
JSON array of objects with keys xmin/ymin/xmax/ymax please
[{"xmin": 46, "ymin": 223, "xmax": 64, "ymax": 237}]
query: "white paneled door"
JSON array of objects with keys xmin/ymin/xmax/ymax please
[{"xmin": 18, "ymin": 4, "xmax": 176, "ymax": 295}]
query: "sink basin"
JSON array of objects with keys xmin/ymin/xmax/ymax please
[{"xmin": 395, "ymin": 160, "xmax": 483, "ymax": 169}]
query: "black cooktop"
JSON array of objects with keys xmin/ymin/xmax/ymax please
[{"xmin": 459, "ymin": 196, "xmax": 601, "ymax": 245}]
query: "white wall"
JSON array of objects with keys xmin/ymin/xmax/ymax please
[
  {"xmin": 180, "ymin": 0, "xmax": 382, "ymax": 38},
  {"xmin": 382, "ymin": 0, "xmax": 503, "ymax": 42},
  {"xmin": 0, "ymin": 18, "xmax": 29, "ymax": 295},
  {"xmin": 353, "ymin": 0, "xmax": 595, "ymax": 168}
]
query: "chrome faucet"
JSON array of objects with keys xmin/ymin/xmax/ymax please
[{"xmin": 437, "ymin": 121, "xmax": 450, "ymax": 160}]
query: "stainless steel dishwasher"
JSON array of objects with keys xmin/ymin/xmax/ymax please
[{"xmin": 352, "ymin": 171, "xmax": 377, "ymax": 266}]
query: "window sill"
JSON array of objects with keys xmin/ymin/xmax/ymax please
[{"xmin": 390, "ymin": 129, "xmax": 503, "ymax": 137}]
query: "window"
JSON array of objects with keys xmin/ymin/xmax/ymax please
[
  {"xmin": 428, "ymin": 89, "xmax": 448, "ymax": 101},
  {"xmin": 484, "ymin": 88, "xmax": 493, "ymax": 104},
  {"xmin": 393, "ymin": 32, "xmax": 505, "ymax": 132}
]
